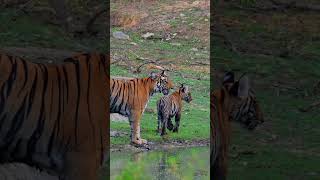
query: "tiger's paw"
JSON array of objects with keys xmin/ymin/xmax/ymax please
[
  {"xmin": 132, "ymin": 138, "xmax": 148, "ymax": 145},
  {"xmin": 140, "ymin": 138, "xmax": 148, "ymax": 144}
]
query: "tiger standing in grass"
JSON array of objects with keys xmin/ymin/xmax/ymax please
[
  {"xmin": 211, "ymin": 72, "xmax": 264, "ymax": 180},
  {"xmin": 110, "ymin": 70, "xmax": 174, "ymax": 145},
  {"xmin": 0, "ymin": 52, "xmax": 109, "ymax": 180},
  {"xmin": 157, "ymin": 84, "xmax": 192, "ymax": 136}
]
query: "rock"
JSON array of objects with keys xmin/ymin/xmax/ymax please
[
  {"xmin": 171, "ymin": 43, "xmax": 181, "ymax": 46},
  {"xmin": 191, "ymin": 48, "xmax": 198, "ymax": 52},
  {"xmin": 110, "ymin": 130, "xmax": 128, "ymax": 137},
  {"xmin": 141, "ymin": 32, "xmax": 154, "ymax": 39},
  {"xmin": 242, "ymin": 161, "xmax": 248, "ymax": 166},
  {"xmin": 110, "ymin": 113, "xmax": 128, "ymax": 122},
  {"xmin": 180, "ymin": 13, "xmax": 185, "ymax": 17},
  {"xmin": 130, "ymin": 42, "xmax": 138, "ymax": 46},
  {"xmin": 145, "ymin": 108, "xmax": 155, "ymax": 114},
  {"xmin": 112, "ymin": 31, "xmax": 130, "ymax": 40},
  {"xmin": 110, "ymin": 131, "xmax": 119, "ymax": 137}
]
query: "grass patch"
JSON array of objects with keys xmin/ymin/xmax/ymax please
[
  {"xmin": 0, "ymin": 9, "xmax": 106, "ymax": 51},
  {"xmin": 215, "ymin": 6, "xmax": 320, "ymax": 179}
]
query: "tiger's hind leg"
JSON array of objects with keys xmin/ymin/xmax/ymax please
[
  {"xmin": 173, "ymin": 113, "xmax": 181, "ymax": 133},
  {"xmin": 161, "ymin": 115, "xmax": 169, "ymax": 136},
  {"xmin": 157, "ymin": 111, "xmax": 163, "ymax": 133},
  {"xmin": 167, "ymin": 117, "xmax": 174, "ymax": 131}
]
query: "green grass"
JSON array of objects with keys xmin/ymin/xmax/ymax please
[
  {"xmin": 214, "ymin": 7, "xmax": 320, "ymax": 179},
  {"xmin": 0, "ymin": 9, "xmax": 106, "ymax": 51}
]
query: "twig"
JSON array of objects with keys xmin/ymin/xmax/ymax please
[
  {"xmin": 299, "ymin": 101, "xmax": 320, "ymax": 112},
  {"xmin": 272, "ymin": 83, "xmax": 298, "ymax": 90},
  {"xmin": 136, "ymin": 60, "xmax": 158, "ymax": 73},
  {"xmin": 189, "ymin": 61, "xmax": 210, "ymax": 66}
]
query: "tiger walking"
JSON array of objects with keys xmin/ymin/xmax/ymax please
[
  {"xmin": 157, "ymin": 84, "xmax": 192, "ymax": 136},
  {"xmin": 110, "ymin": 71, "xmax": 174, "ymax": 145}
]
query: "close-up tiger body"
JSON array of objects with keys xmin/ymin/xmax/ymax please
[
  {"xmin": 211, "ymin": 72, "xmax": 264, "ymax": 180},
  {"xmin": 0, "ymin": 52, "xmax": 109, "ymax": 180},
  {"xmin": 110, "ymin": 71, "xmax": 174, "ymax": 145},
  {"xmin": 157, "ymin": 84, "xmax": 192, "ymax": 136}
]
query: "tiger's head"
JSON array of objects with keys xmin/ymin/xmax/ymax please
[
  {"xmin": 218, "ymin": 72, "xmax": 264, "ymax": 130},
  {"xmin": 179, "ymin": 84, "xmax": 192, "ymax": 103},
  {"xmin": 150, "ymin": 70, "xmax": 174, "ymax": 95}
]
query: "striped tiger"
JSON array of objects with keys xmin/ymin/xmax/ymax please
[
  {"xmin": 211, "ymin": 72, "xmax": 264, "ymax": 179},
  {"xmin": 157, "ymin": 84, "xmax": 192, "ymax": 136},
  {"xmin": 0, "ymin": 52, "xmax": 109, "ymax": 180},
  {"xmin": 110, "ymin": 71, "xmax": 174, "ymax": 145}
]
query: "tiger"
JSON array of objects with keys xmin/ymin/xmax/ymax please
[
  {"xmin": 156, "ymin": 84, "xmax": 192, "ymax": 136},
  {"xmin": 0, "ymin": 52, "xmax": 109, "ymax": 180},
  {"xmin": 211, "ymin": 71, "xmax": 264, "ymax": 180},
  {"xmin": 110, "ymin": 70, "xmax": 174, "ymax": 145}
]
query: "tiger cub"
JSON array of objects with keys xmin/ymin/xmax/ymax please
[{"xmin": 157, "ymin": 84, "xmax": 192, "ymax": 136}]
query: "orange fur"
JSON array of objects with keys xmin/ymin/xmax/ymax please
[{"xmin": 0, "ymin": 52, "xmax": 109, "ymax": 180}]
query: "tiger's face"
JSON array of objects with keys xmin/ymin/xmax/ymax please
[
  {"xmin": 151, "ymin": 71, "xmax": 174, "ymax": 95},
  {"xmin": 179, "ymin": 84, "xmax": 192, "ymax": 103},
  {"xmin": 221, "ymin": 72, "xmax": 264, "ymax": 130}
]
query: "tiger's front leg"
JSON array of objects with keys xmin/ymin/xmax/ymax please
[{"xmin": 129, "ymin": 111, "xmax": 147, "ymax": 145}]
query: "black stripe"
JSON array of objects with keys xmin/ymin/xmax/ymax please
[
  {"xmin": 26, "ymin": 65, "xmax": 48, "ymax": 160},
  {"xmin": 74, "ymin": 61, "xmax": 81, "ymax": 145},
  {"xmin": 4, "ymin": 95, "xmax": 28, "ymax": 149},
  {"xmin": 26, "ymin": 69, "xmax": 38, "ymax": 117},
  {"xmin": 6, "ymin": 58, "xmax": 18, "ymax": 96},
  {"xmin": 17, "ymin": 59, "xmax": 29, "ymax": 96},
  {"xmin": 62, "ymin": 66, "xmax": 69, "ymax": 103},
  {"xmin": 86, "ymin": 56, "xmax": 95, "ymax": 144}
]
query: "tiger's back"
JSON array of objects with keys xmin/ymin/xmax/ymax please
[{"xmin": 0, "ymin": 53, "xmax": 109, "ymax": 180}]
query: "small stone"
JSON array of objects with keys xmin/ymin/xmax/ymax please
[
  {"xmin": 204, "ymin": 18, "xmax": 208, "ymax": 22},
  {"xmin": 191, "ymin": 48, "xmax": 198, "ymax": 51},
  {"xmin": 171, "ymin": 43, "xmax": 181, "ymax": 46},
  {"xmin": 130, "ymin": 42, "xmax": 138, "ymax": 46},
  {"xmin": 112, "ymin": 31, "xmax": 130, "ymax": 40},
  {"xmin": 180, "ymin": 13, "xmax": 185, "ymax": 17},
  {"xmin": 142, "ymin": 32, "xmax": 154, "ymax": 39}
]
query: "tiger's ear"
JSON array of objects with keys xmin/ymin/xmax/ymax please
[
  {"xmin": 237, "ymin": 75, "xmax": 250, "ymax": 97},
  {"xmin": 150, "ymin": 72, "xmax": 158, "ymax": 80},
  {"xmin": 182, "ymin": 85, "xmax": 189, "ymax": 93},
  {"xmin": 223, "ymin": 71, "xmax": 234, "ymax": 85},
  {"xmin": 161, "ymin": 70, "xmax": 167, "ymax": 76}
]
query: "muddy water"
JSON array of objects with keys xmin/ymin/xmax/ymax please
[{"xmin": 110, "ymin": 146, "xmax": 209, "ymax": 180}]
